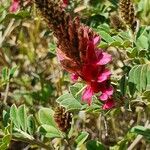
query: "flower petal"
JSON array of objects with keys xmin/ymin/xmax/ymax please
[
  {"xmin": 94, "ymin": 36, "xmax": 100, "ymax": 45},
  {"xmin": 102, "ymin": 99, "xmax": 115, "ymax": 110},
  {"xmin": 99, "ymin": 93, "xmax": 108, "ymax": 101},
  {"xmin": 97, "ymin": 52, "xmax": 112, "ymax": 65},
  {"xmin": 105, "ymin": 85, "xmax": 114, "ymax": 96},
  {"xmin": 86, "ymin": 41, "xmax": 97, "ymax": 63},
  {"xmin": 71, "ymin": 73, "xmax": 79, "ymax": 82},
  {"xmin": 97, "ymin": 69, "xmax": 111, "ymax": 83},
  {"xmin": 9, "ymin": 0, "xmax": 20, "ymax": 13},
  {"xmin": 82, "ymin": 86, "xmax": 93, "ymax": 105}
]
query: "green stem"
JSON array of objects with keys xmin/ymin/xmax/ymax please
[
  {"xmin": 75, "ymin": 85, "xmax": 86, "ymax": 97},
  {"xmin": 12, "ymin": 136, "xmax": 51, "ymax": 150},
  {"xmin": 12, "ymin": 129, "xmax": 53, "ymax": 150}
]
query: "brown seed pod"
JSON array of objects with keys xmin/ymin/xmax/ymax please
[
  {"xmin": 119, "ymin": 0, "xmax": 137, "ymax": 32},
  {"xmin": 54, "ymin": 107, "xmax": 72, "ymax": 132},
  {"xmin": 110, "ymin": 12, "xmax": 126, "ymax": 30}
]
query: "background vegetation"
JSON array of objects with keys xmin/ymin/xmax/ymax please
[{"xmin": 0, "ymin": 0, "xmax": 150, "ymax": 149}]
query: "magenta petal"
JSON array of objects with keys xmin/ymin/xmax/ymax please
[
  {"xmin": 97, "ymin": 69, "xmax": 111, "ymax": 82},
  {"xmin": 82, "ymin": 86, "xmax": 93, "ymax": 105},
  {"xmin": 99, "ymin": 93, "xmax": 108, "ymax": 101},
  {"xmin": 102, "ymin": 99, "xmax": 115, "ymax": 110},
  {"xmin": 94, "ymin": 36, "xmax": 100, "ymax": 45},
  {"xmin": 106, "ymin": 86, "xmax": 114, "ymax": 96},
  {"xmin": 9, "ymin": 0, "xmax": 20, "ymax": 13},
  {"xmin": 71, "ymin": 73, "xmax": 78, "ymax": 82},
  {"xmin": 97, "ymin": 52, "xmax": 112, "ymax": 65}
]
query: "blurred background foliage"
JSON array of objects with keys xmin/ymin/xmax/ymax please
[{"xmin": 0, "ymin": 0, "xmax": 150, "ymax": 149}]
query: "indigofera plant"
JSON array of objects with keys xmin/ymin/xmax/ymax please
[{"xmin": 1, "ymin": 0, "xmax": 150, "ymax": 149}]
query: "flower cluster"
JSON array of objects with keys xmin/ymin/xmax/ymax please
[
  {"xmin": 57, "ymin": 26, "xmax": 115, "ymax": 109},
  {"xmin": 35, "ymin": 0, "xmax": 115, "ymax": 109}
]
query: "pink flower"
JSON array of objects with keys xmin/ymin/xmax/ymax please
[
  {"xmin": 55, "ymin": 17, "xmax": 115, "ymax": 110},
  {"xmin": 9, "ymin": 0, "xmax": 20, "ymax": 13}
]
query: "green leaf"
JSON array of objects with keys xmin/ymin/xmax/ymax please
[
  {"xmin": 38, "ymin": 108, "xmax": 56, "ymax": 127},
  {"xmin": 69, "ymin": 83, "xmax": 83, "ymax": 100},
  {"xmin": 143, "ymin": 90, "xmax": 150, "ymax": 100},
  {"xmin": 113, "ymin": 35, "xmax": 124, "ymax": 43},
  {"xmin": 110, "ymin": 41, "xmax": 121, "ymax": 47},
  {"xmin": 38, "ymin": 125, "xmax": 63, "ymax": 138},
  {"xmin": 86, "ymin": 103, "xmax": 102, "ymax": 113},
  {"xmin": 10, "ymin": 104, "xmax": 20, "ymax": 128},
  {"xmin": 146, "ymin": 65, "xmax": 150, "ymax": 90},
  {"xmin": 136, "ymin": 26, "xmax": 147, "ymax": 40},
  {"xmin": 97, "ymin": 24, "xmax": 110, "ymax": 33},
  {"xmin": 98, "ymin": 30, "xmax": 114, "ymax": 43},
  {"xmin": 131, "ymin": 126, "xmax": 150, "ymax": 141},
  {"xmin": 136, "ymin": 35, "xmax": 149, "ymax": 50},
  {"xmin": 2, "ymin": 67, "xmax": 8, "ymax": 81},
  {"xmin": 120, "ymin": 75, "xmax": 127, "ymax": 96},
  {"xmin": 119, "ymin": 31, "xmax": 130, "ymax": 40},
  {"xmin": 122, "ymin": 40, "xmax": 132, "ymax": 47},
  {"xmin": 9, "ymin": 66, "xmax": 17, "ymax": 79},
  {"xmin": 99, "ymin": 41, "xmax": 108, "ymax": 48},
  {"xmin": 128, "ymin": 64, "xmax": 149, "ymax": 94},
  {"xmin": 86, "ymin": 140, "xmax": 106, "ymax": 150},
  {"xmin": 134, "ymin": 65, "xmax": 144, "ymax": 92},
  {"xmin": 5, "ymin": 11, "xmax": 30, "ymax": 20},
  {"xmin": 0, "ymin": 134, "xmax": 11, "ymax": 150},
  {"xmin": 2, "ymin": 134, "xmax": 11, "ymax": 145},
  {"xmin": 56, "ymin": 93, "xmax": 82, "ymax": 111},
  {"xmin": 140, "ymin": 64, "xmax": 147, "ymax": 92},
  {"xmin": 0, "ymin": 142, "xmax": 7, "ymax": 150},
  {"xmin": 27, "ymin": 115, "xmax": 36, "ymax": 135},
  {"xmin": 3, "ymin": 110, "xmax": 10, "ymax": 127},
  {"xmin": 128, "ymin": 65, "xmax": 138, "ymax": 95},
  {"xmin": 18, "ymin": 105, "xmax": 27, "ymax": 131},
  {"xmin": 138, "ymin": 50, "xmax": 147, "ymax": 57},
  {"xmin": 75, "ymin": 131, "xmax": 89, "ymax": 146}
]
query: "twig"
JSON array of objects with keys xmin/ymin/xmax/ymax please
[
  {"xmin": 3, "ymin": 81, "xmax": 10, "ymax": 105},
  {"xmin": 0, "ymin": 49, "xmax": 10, "ymax": 67},
  {"xmin": 127, "ymin": 120, "xmax": 150, "ymax": 150},
  {"xmin": 0, "ymin": 131, "xmax": 51, "ymax": 150},
  {"xmin": 103, "ymin": 116, "xmax": 108, "ymax": 137},
  {"xmin": 0, "ymin": 19, "xmax": 15, "ymax": 47},
  {"xmin": 13, "ymin": 136, "xmax": 51, "ymax": 150}
]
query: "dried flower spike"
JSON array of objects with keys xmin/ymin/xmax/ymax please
[
  {"xmin": 119, "ymin": 0, "xmax": 137, "ymax": 32},
  {"xmin": 54, "ymin": 107, "xmax": 72, "ymax": 132}
]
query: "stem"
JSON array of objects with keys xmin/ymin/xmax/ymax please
[
  {"xmin": 103, "ymin": 116, "xmax": 108, "ymax": 137},
  {"xmin": 3, "ymin": 81, "xmax": 10, "ymax": 105},
  {"xmin": 12, "ymin": 136, "xmax": 51, "ymax": 150},
  {"xmin": 0, "ymin": 19, "xmax": 15, "ymax": 47},
  {"xmin": 0, "ymin": 131, "xmax": 52, "ymax": 150},
  {"xmin": 127, "ymin": 121, "xmax": 150, "ymax": 150},
  {"xmin": 75, "ymin": 85, "xmax": 86, "ymax": 97},
  {"xmin": 0, "ymin": 48, "xmax": 10, "ymax": 67}
]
